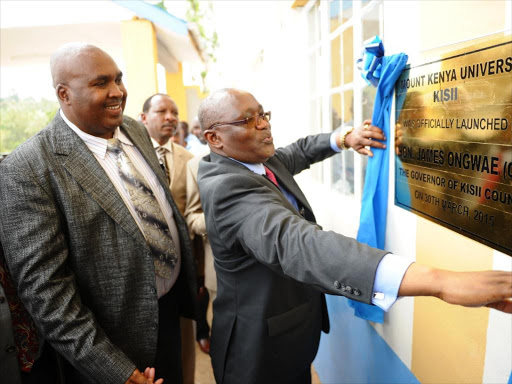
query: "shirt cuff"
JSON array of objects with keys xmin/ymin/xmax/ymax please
[
  {"xmin": 371, "ymin": 253, "xmax": 415, "ymax": 312},
  {"xmin": 330, "ymin": 132, "xmax": 341, "ymax": 153}
]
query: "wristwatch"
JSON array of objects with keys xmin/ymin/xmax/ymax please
[{"xmin": 337, "ymin": 126, "xmax": 354, "ymax": 150}]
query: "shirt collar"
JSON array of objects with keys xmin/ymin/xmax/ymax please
[
  {"xmin": 60, "ymin": 109, "xmax": 128, "ymax": 159},
  {"xmin": 151, "ymin": 137, "xmax": 173, "ymax": 154},
  {"xmin": 230, "ymin": 158, "xmax": 265, "ymax": 176}
]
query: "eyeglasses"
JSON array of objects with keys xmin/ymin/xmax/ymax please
[{"xmin": 206, "ymin": 111, "xmax": 271, "ymax": 131}]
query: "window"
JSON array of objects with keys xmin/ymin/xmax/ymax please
[{"xmin": 304, "ymin": 0, "xmax": 383, "ymax": 200}]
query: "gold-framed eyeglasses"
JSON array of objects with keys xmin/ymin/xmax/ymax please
[{"xmin": 206, "ymin": 111, "xmax": 271, "ymax": 131}]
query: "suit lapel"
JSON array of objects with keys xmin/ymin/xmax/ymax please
[
  {"xmin": 209, "ymin": 153, "xmax": 314, "ymax": 217},
  {"xmin": 265, "ymin": 159, "xmax": 314, "ymax": 215},
  {"xmin": 51, "ymin": 114, "xmax": 147, "ymax": 248}
]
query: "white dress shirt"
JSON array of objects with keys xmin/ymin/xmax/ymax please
[{"xmin": 60, "ymin": 110, "xmax": 181, "ymax": 298}]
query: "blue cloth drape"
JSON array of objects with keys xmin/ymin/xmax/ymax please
[{"xmin": 348, "ymin": 40, "xmax": 408, "ymax": 323}]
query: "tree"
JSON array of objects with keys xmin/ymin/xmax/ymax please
[{"xmin": 0, "ymin": 95, "xmax": 59, "ymax": 154}]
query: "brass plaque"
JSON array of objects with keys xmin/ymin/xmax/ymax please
[{"xmin": 394, "ymin": 32, "xmax": 512, "ymax": 256}]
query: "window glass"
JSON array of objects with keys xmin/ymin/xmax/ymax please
[
  {"xmin": 331, "ymin": 92, "xmax": 342, "ymax": 130},
  {"xmin": 342, "ymin": 26, "xmax": 354, "ymax": 84},
  {"xmin": 342, "ymin": 0, "xmax": 353, "ymax": 22},
  {"xmin": 310, "ymin": 98, "xmax": 323, "ymax": 181},
  {"xmin": 331, "ymin": 35, "xmax": 341, "ymax": 88},
  {"xmin": 331, "ymin": 92, "xmax": 354, "ymax": 195},
  {"xmin": 343, "ymin": 89, "xmax": 354, "ymax": 124},
  {"xmin": 362, "ymin": 3, "xmax": 380, "ymax": 42}
]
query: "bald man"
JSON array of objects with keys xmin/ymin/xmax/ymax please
[
  {"xmin": 0, "ymin": 43, "xmax": 198, "ymax": 384},
  {"xmin": 197, "ymin": 89, "xmax": 512, "ymax": 384}
]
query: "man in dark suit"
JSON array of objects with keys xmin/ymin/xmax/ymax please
[
  {"xmin": 197, "ymin": 88, "xmax": 512, "ymax": 384},
  {"xmin": 0, "ymin": 43, "xmax": 197, "ymax": 384}
]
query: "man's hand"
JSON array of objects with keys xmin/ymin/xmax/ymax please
[
  {"xmin": 344, "ymin": 119, "xmax": 387, "ymax": 157},
  {"xmin": 125, "ymin": 368, "xmax": 164, "ymax": 384},
  {"xmin": 399, "ymin": 263, "xmax": 512, "ymax": 313}
]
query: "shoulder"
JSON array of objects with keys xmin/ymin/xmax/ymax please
[{"xmin": 172, "ymin": 142, "xmax": 194, "ymax": 160}]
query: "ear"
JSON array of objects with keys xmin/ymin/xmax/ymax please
[
  {"xmin": 203, "ymin": 130, "xmax": 223, "ymax": 150},
  {"xmin": 56, "ymin": 84, "xmax": 71, "ymax": 105},
  {"xmin": 140, "ymin": 113, "xmax": 148, "ymax": 126}
]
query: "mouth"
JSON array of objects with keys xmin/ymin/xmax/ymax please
[
  {"xmin": 262, "ymin": 135, "xmax": 273, "ymax": 144},
  {"xmin": 105, "ymin": 101, "xmax": 123, "ymax": 113}
]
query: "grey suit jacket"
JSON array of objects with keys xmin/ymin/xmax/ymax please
[
  {"xmin": 198, "ymin": 133, "xmax": 388, "ymax": 384},
  {"xmin": 0, "ymin": 113, "xmax": 197, "ymax": 384}
]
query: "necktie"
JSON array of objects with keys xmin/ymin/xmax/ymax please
[
  {"xmin": 107, "ymin": 138, "xmax": 177, "ymax": 279},
  {"xmin": 156, "ymin": 146, "xmax": 170, "ymax": 184},
  {"xmin": 0, "ymin": 252, "xmax": 40, "ymax": 372},
  {"xmin": 264, "ymin": 165, "xmax": 279, "ymax": 188}
]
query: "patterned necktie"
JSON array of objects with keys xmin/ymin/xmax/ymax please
[
  {"xmin": 156, "ymin": 146, "xmax": 170, "ymax": 184},
  {"xmin": 107, "ymin": 138, "xmax": 177, "ymax": 279},
  {"xmin": 264, "ymin": 165, "xmax": 279, "ymax": 188}
]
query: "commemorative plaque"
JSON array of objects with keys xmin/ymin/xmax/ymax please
[{"xmin": 394, "ymin": 32, "xmax": 512, "ymax": 256}]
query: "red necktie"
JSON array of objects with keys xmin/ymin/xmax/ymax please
[{"xmin": 264, "ymin": 165, "xmax": 279, "ymax": 188}]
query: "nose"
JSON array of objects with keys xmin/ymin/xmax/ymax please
[
  {"xmin": 109, "ymin": 83, "xmax": 123, "ymax": 99},
  {"xmin": 165, "ymin": 111, "xmax": 178, "ymax": 122},
  {"xmin": 256, "ymin": 119, "xmax": 270, "ymax": 130}
]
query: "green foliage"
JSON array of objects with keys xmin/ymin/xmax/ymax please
[
  {"xmin": 185, "ymin": 0, "xmax": 219, "ymax": 62},
  {"xmin": 185, "ymin": 0, "xmax": 219, "ymax": 92},
  {"xmin": 0, "ymin": 95, "xmax": 59, "ymax": 154},
  {"xmin": 154, "ymin": 1, "xmax": 167, "ymax": 12}
]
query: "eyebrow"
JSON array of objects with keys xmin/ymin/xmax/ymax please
[
  {"xmin": 242, "ymin": 104, "xmax": 264, "ymax": 117},
  {"xmin": 91, "ymin": 71, "xmax": 123, "ymax": 83}
]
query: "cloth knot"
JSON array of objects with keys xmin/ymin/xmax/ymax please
[
  {"xmin": 107, "ymin": 138, "xmax": 123, "ymax": 155},
  {"xmin": 357, "ymin": 35, "xmax": 385, "ymax": 87}
]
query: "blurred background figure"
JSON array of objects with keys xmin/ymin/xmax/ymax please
[
  {"xmin": 191, "ymin": 117, "xmax": 207, "ymax": 145},
  {"xmin": 179, "ymin": 121, "xmax": 208, "ymax": 155}
]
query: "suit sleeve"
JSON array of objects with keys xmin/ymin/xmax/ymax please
[
  {"xmin": 273, "ymin": 133, "xmax": 337, "ymax": 176},
  {"xmin": 0, "ymin": 161, "xmax": 136, "ymax": 384},
  {"xmin": 185, "ymin": 158, "xmax": 206, "ymax": 237},
  {"xmin": 207, "ymin": 173, "xmax": 387, "ymax": 303}
]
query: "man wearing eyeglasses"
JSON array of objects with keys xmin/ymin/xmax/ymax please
[{"xmin": 196, "ymin": 88, "xmax": 512, "ymax": 384}]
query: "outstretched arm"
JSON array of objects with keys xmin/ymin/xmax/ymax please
[{"xmin": 399, "ymin": 263, "xmax": 512, "ymax": 313}]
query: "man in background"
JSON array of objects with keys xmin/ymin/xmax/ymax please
[
  {"xmin": 140, "ymin": 94, "xmax": 211, "ymax": 378},
  {"xmin": 191, "ymin": 117, "xmax": 207, "ymax": 145},
  {"xmin": 185, "ymin": 149, "xmax": 215, "ymax": 355},
  {"xmin": 179, "ymin": 120, "xmax": 208, "ymax": 155}
]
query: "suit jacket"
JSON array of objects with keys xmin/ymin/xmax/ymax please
[
  {"xmin": 158, "ymin": 141, "xmax": 194, "ymax": 216},
  {"xmin": 185, "ymin": 154, "xmax": 216, "ymax": 292},
  {"xmin": 198, "ymin": 133, "xmax": 388, "ymax": 384},
  {"xmin": 0, "ymin": 113, "xmax": 197, "ymax": 384}
]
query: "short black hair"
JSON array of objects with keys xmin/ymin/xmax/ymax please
[{"xmin": 142, "ymin": 93, "xmax": 170, "ymax": 113}]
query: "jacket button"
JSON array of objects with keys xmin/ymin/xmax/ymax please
[
  {"xmin": 0, "ymin": 296, "xmax": 5, "ymax": 303},
  {"xmin": 345, "ymin": 286, "xmax": 352, "ymax": 294},
  {"xmin": 334, "ymin": 280, "xmax": 341, "ymax": 289},
  {"xmin": 152, "ymin": 322, "xmax": 158, "ymax": 330},
  {"xmin": 353, "ymin": 288, "xmax": 361, "ymax": 296},
  {"xmin": 5, "ymin": 345, "xmax": 16, "ymax": 354},
  {"xmin": 150, "ymin": 287, "xmax": 156, "ymax": 294}
]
